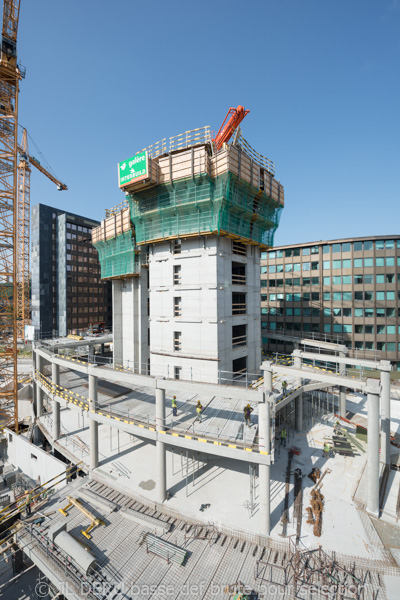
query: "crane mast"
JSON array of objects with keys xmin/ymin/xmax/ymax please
[
  {"xmin": 0, "ymin": 0, "xmax": 21, "ymax": 430},
  {"xmin": 16, "ymin": 126, "xmax": 29, "ymax": 339},
  {"xmin": 16, "ymin": 130, "xmax": 67, "ymax": 340}
]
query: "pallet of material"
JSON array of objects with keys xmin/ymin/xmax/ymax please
[
  {"xmin": 145, "ymin": 533, "xmax": 187, "ymax": 565},
  {"xmin": 92, "ymin": 208, "xmax": 131, "ymax": 244},
  {"xmin": 157, "ymin": 146, "xmax": 210, "ymax": 184},
  {"xmin": 120, "ymin": 507, "xmax": 171, "ymax": 535},
  {"xmin": 78, "ymin": 488, "xmax": 120, "ymax": 514},
  {"xmin": 210, "ymin": 146, "xmax": 284, "ymax": 205}
]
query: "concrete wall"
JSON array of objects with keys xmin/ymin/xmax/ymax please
[
  {"xmin": 112, "ymin": 275, "xmax": 149, "ymax": 372},
  {"xmin": 112, "ymin": 235, "xmax": 262, "ymax": 383},
  {"xmin": 5, "ymin": 429, "xmax": 67, "ymax": 489}
]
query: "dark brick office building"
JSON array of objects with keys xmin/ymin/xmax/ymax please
[{"xmin": 32, "ymin": 204, "xmax": 112, "ymax": 337}]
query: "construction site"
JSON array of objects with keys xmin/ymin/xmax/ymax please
[{"xmin": 0, "ymin": 1, "xmax": 399, "ymax": 599}]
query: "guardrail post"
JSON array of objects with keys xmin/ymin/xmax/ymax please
[{"xmin": 89, "ymin": 372, "xmax": 99, "ymax": 470}]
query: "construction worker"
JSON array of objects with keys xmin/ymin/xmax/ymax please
[
  {"xmin": 196, "ymin": 400, "xmax": 203, "ymax": 422},
  {"xmin": 323, "ymin": 441, "xmax": 330, "ymax": 459},
  {"xmin": 282, "ymin": 380, "xmax": 288, "ymax": 394},
  {"xmin": 24, "ymin": 490, "xmax": 32, "ymax": 515},
  {"xmin": 280, "ymin": 427, "xmax": 287, "ymax": 447},
  {"xmin": 243, "ymin": 403, "xmax": 253, "ymax": 426},
  {"xmin": 172, "ymin": 395, "xmax": 177, "ymax": 417}
]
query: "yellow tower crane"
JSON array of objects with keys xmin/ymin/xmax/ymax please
[
  {"xmin": 0, "ymin": 0, "xmax": 23, "ymax": 431},
  {"xmin": 16, "ymin": 129, "xmax": 67, "ymax": 340}
]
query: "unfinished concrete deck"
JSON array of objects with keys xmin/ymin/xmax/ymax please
[
  {"xmin": 35, "ymin": 381, "xmax": 400, "ymax": 564},
  {"xmin": 16, "ymin": 476, "xmax": 396, "ymax": 600}
]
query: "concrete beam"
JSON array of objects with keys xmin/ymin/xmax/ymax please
[
  {"xmin": 39, "ymin": 335, "xmax": 113, "ymax": 351},
  {"xmin": 36, "ymin": 346, "xmax": 264, "ymax": 403},
  {"xmin": 298, "ymin": 350, "xmax": 381, "ymax": 371},
  {"xmin": 265, "ymin": 333, "xmax": 347, "ymax": 353},
  {"xmin": 271, "ymin": 364, "xmax": 367, "ymax": 391}
]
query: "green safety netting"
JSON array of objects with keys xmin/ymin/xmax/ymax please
[
  {"xmin": 127, "ymin": 172, "xmax": 283, "ymax": 247},
  {"xmin": 94, "ymin": 231, "xmax": 139, "ymax": 279}
]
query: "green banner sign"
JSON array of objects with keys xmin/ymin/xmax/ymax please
[{"xmin": 118, "ymin": 151, "xmax": 148, "ymax": 187}]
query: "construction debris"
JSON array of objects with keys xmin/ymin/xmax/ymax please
[
  {"xmin": 308, "ymin": 489, "xmax": 324, "ymax": 537},
  {"xmin": 308, "ymin": 467, "xmax": 320, "ymax": 484}
]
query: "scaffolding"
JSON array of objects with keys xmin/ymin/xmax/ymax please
[
  {"xmin": 128, "ymin": 172, "xmax": 282, "ymax": 246},
  {"xmin": 94, "ymin": 231, "xmax": 139, "ymax": 279}
]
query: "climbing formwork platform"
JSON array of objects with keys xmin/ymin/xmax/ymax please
[{"xmin": 92, "ymin": 124, "xmax": 284, "ymax": 279}]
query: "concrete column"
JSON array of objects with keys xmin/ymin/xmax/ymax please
[
  {"xmin": 295, "ymin": 392, "xmax": 303, "ymax": 432},
  {"xmin": 258, "ymin": 400, "xmax": 271, "ymax": 536},
  {"xmin": 380, "ymin": 362, "xmax": 391, "ymax": 467},
  {"xmin": 35, "ymin": 353, "xmax": 43, "ymax": 418},
  {"xmin": 52, "ymin": 363, "xmax": 60, "ymax": 441},
  {"xmin": 339, "ymin": 351, "xmax": 347, "ymax": 418},
  {"xmin": 89, "ymin": 373, "xmax": 99, "ymax": 470},
  {"xmin": 156, "ymin": 386, "xmax": 166, "ymax": 503},
  {"xmin": 261, "ymin": 361, "xmax": 273, "ymax": 392},
  {"xmin": 366, "ymin": 378, "xmax": 380, "ymax": 518},
  {"xmin": 88, "ymin": 346, "xmax": 94, "ymax": 364},
  {"xmin": 293, "ymin": 349, "xmax": 302, "ymax": 387}
]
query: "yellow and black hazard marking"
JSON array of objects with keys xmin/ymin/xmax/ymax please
[
  {"xmin": 58, "ymin": 354, "xmax": 88, "ymax": 366},
  {"xmin": 34, "ymin": 371, "xmax": 269, "ymax": 457}
]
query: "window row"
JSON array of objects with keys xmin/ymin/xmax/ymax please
[
  {"xmin": 264, "ymin": 262, "xmax": 319, "ymax": 273},
  {"xmin": 264, "ymin": 256, "xmax": 399, "ymax": 272},
  {"xmin": 354, "ymin": 342, "xmax": 397, "ymax": 352},
  {"xmin": 268, "ymin": 293, "xmax": 320, "ymax": 302},
  {"xmin": 262, "ymin": 239, "xmax": 399, "ymax": 260},
  {"xmin": 261, "ymin": 273, "xmax": 398, "ymax": 288}
]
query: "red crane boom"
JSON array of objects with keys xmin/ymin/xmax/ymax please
[{"xmin": 213, "ymin": 105, "xmax": 250, "ymax": 151}]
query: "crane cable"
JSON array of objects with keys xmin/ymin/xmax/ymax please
[{"xmin": 18, "ymin": 124, "xmax": 61, "ymax": 182}]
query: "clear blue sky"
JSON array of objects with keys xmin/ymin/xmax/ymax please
[{"xmin": 17, "ymin": 0, "xmax": 400, "ymax": 247}]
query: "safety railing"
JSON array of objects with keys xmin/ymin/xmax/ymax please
[
  {"xmin": 232, "ymin": 334, "xmax": 247, "ymax": 348},
  {"xmin": 232, "ymin": 303, "xmax": 246, "ymax": 315},
  {"xmin": 34, "ymin": 371, "xmax": 270, "ymax": 453},
  {"xmin": 169, "ymin": 126, "xmax": 211, "ymax": 153},
  {"xmin": 232, "ymin": 273, "xmax": 246, "ymax": 285},
  {"xmin": 236, "ymin": 132, "xmax": 275, "ymax": 176},
  {"xmin": 105, "ymin": 199, "xmax": 129, "ymax": 218}
]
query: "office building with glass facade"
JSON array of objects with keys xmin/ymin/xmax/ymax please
[
  {"xmin": 32, "ymin": 203, "xmax": 112, "ymax": 337},
  {"xmin": 261, "ymin": 235, "xmax": 400, "ymax": 369}
]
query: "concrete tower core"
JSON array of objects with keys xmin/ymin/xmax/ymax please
[{"xmin": 93, "ymin": 126, "xmax": 284, "ymax": 383}]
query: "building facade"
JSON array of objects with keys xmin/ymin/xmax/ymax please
[
  {"xmin": 32, "ymin": 203, "xmax": 112, "ymax": 337},
  {"xmin": 261, "ymin": 236, "xmax": 400, "ymax": 368}
]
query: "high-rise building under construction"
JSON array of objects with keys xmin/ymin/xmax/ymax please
[{"xmin": 93, "ymin": 110, "xmax": 284, "ymax": 382}]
